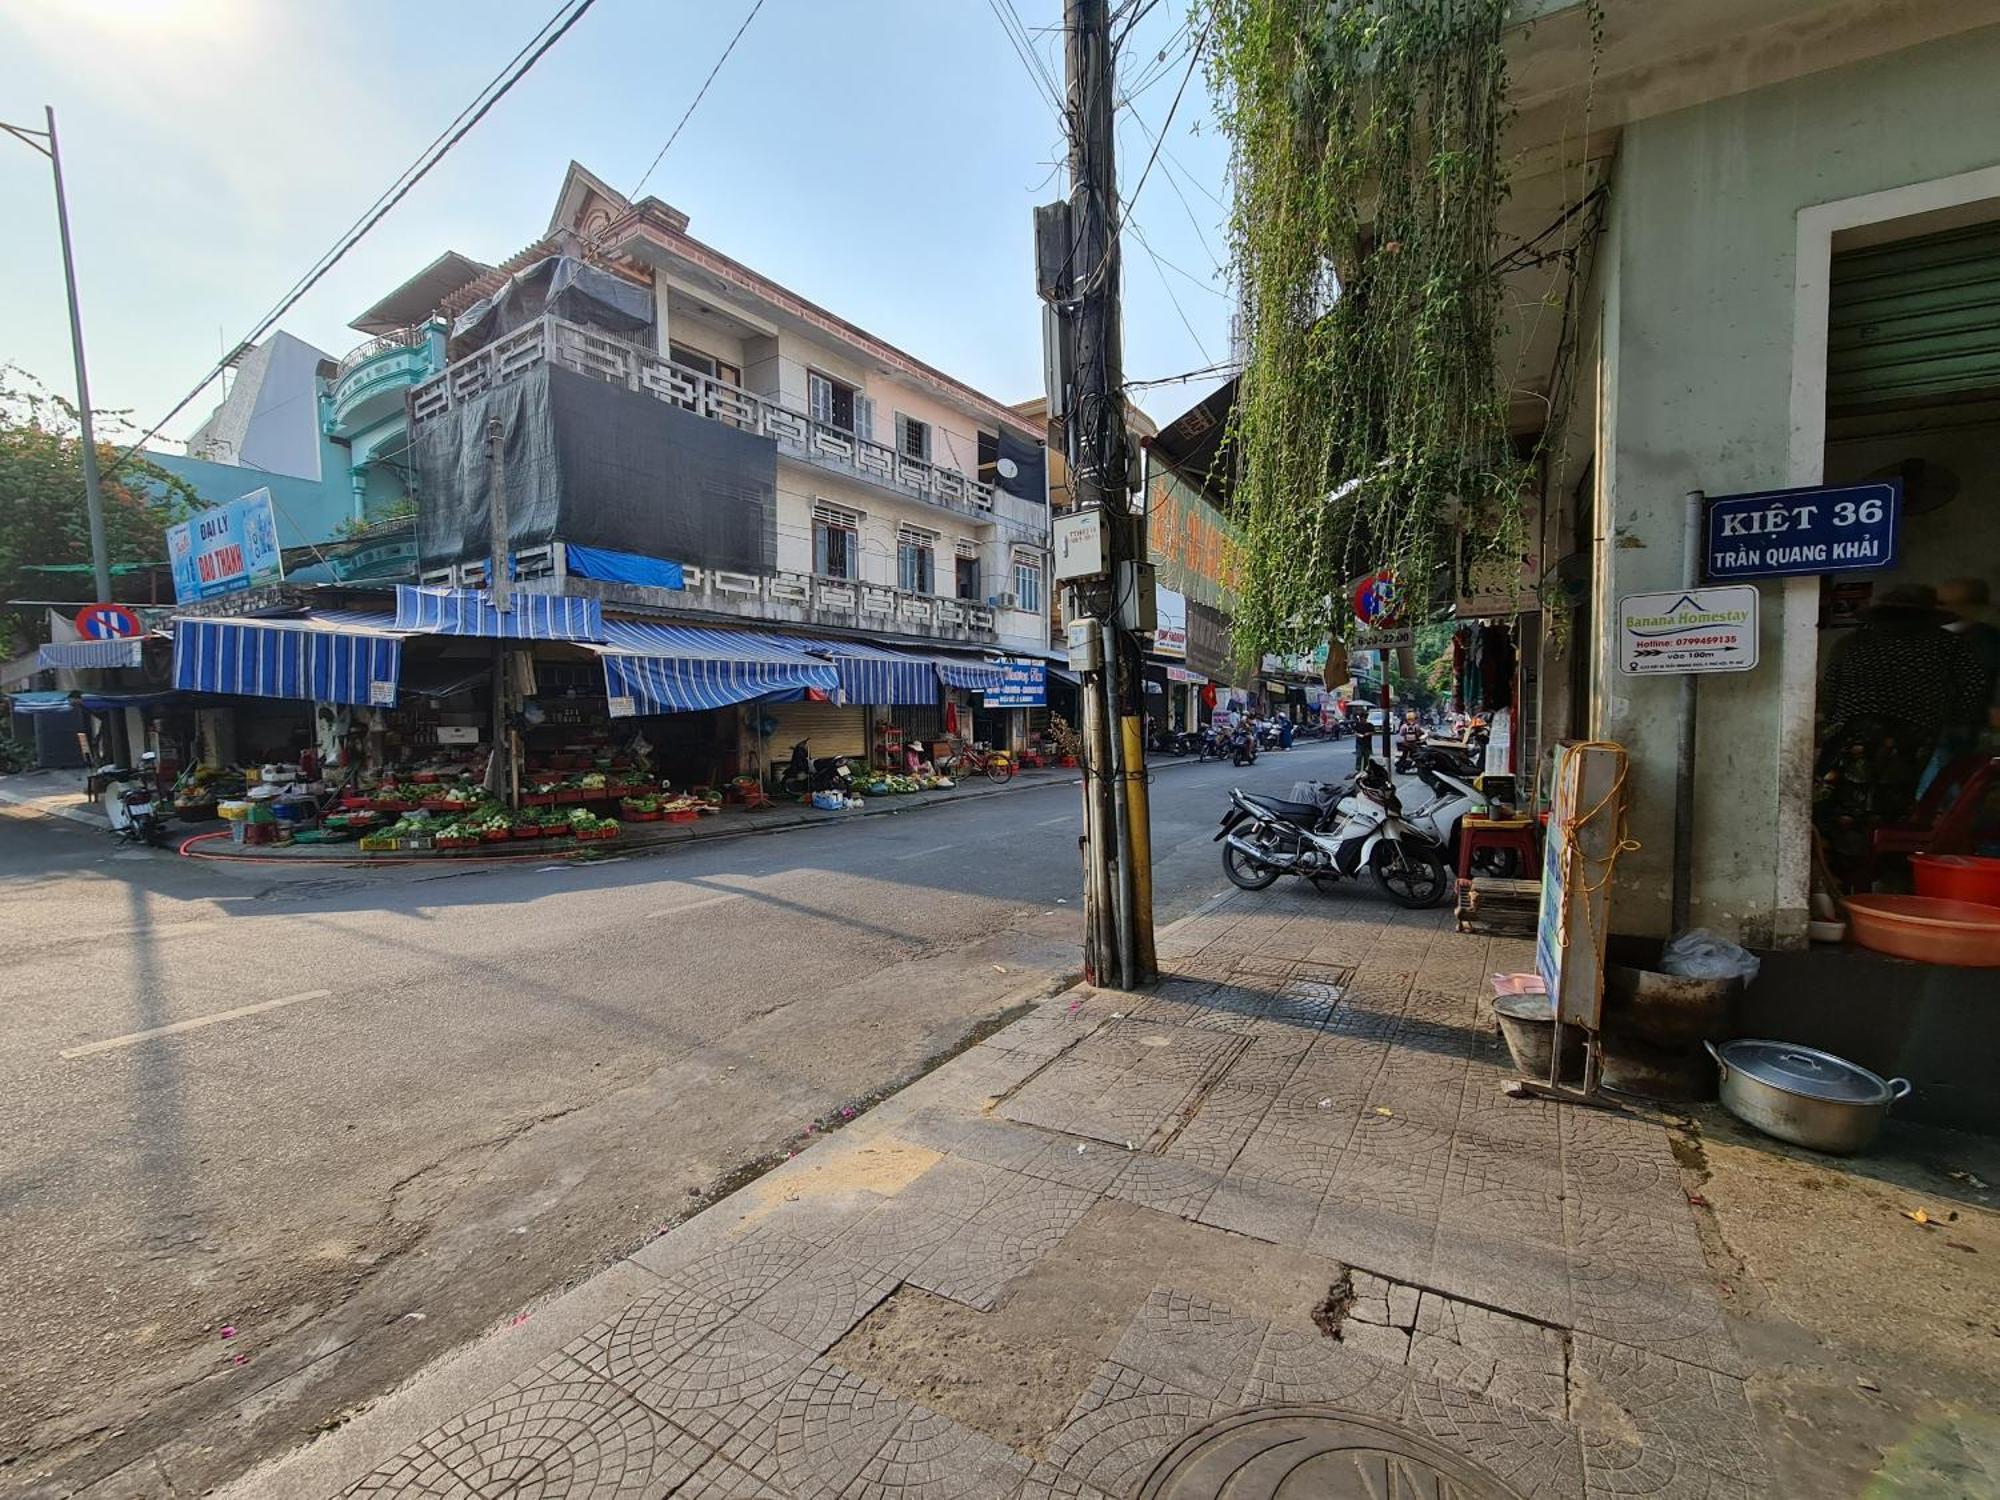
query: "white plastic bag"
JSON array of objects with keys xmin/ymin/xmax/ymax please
[{"xmin": 1659, "ymin": 929, "xmax": 1760, "ymax": 983}]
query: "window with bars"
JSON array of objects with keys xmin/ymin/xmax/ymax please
[
  {"xmin": 897, "ymin": 526, "xmax": 937, "ymax": 595},
  {"xmin": 1013, "ymin": 555, "xmax": 1043, "ymax": 613},
  {"xmin": 895, "ymin": 413, "xmax": 931, "ymax": 462},
  {"xmin": 813, "ymin": 502, "xmax": 861, "ymax": 580}
]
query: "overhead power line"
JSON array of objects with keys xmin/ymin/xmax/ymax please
[
  {"xmin": 632, "ymin": 0, "xmax": 768, "ymax": 198},
  {"xmin": 986, "ymin": 0, "xmax": 1065, "ymax": 121},
  {"xmin": 1118, "ymin": 11, "xmax": 1211, "ymax": 234},
  {"xmin": 113, "ymin": 0, "xmax": 601, "ymax": 472}
]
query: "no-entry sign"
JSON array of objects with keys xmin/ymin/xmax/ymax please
[{"xmin": 74, "ymin": 603, "xmax": 143, "ymax": 640}]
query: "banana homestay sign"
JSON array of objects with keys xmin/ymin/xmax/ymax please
[{"xmin": 1616, "ymin": 586, "xmax": 1759, "ymax": 675}]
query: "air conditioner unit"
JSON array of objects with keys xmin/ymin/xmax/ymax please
[{"xmin": 988, "ymin": 592, "xmax": 1020, "ymax": 611}]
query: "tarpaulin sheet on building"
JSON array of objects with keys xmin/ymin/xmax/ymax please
[
  {"xmin": 593, "ymin": 620, "xmax": 840, "ymax": 717},
  {"xmin": 393, "ymin": 585, "xmax": 603, "ymax": 641},
  {"xmin": 449, "ymin": 255, "xmax": 654, "ymax": 358},
  {"xmin": 37, "ymin": 638, "xmax": 145, "ymax": 669},
  {"xmin": 563, "ymin": 543, "xmax": 686, "ymax": 591},
  {"xmin": 413, "ymin": 364, "xmax": 776, "ymax": 579},
  {"xmin": 171, "ymin": 614, "xmax": 404, "ymax": 708}
]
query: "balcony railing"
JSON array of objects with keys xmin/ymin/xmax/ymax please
[
  {"xmin": 337, "ymin": 325, "xmax": 428, "ymax": 379},
  {"xmin": 409, "ymin": 316, "xmax": 1002, "ymax": 521},
  {"xmin": 420, "ymin": 549, "xmax": 1001, "ymax": 643}
]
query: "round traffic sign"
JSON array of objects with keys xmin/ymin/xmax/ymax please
[
  {"xmin": 1351, "ymin": 571, "xmax": 1402, "ymax": 626},
  {"xmin": 75, "ymin": 603, "xmax": 143, "ymax": 640}
]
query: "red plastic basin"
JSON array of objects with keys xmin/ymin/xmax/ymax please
[
  {"xmin": 1910, "ymin": 854, "xmax": 2000, "ymax": 909},
  {"xmin": 1845, "ymin": 894, "xmax": 2000, "ymax": 967}
]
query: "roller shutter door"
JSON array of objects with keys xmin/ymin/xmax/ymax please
[
  {"xmin": 761, "ymin": 700, "xmax": 866, "ymax": 758},
  {"xmin": 1829, "ymin": 221, "xmax": 2000, "ymax": 412}
]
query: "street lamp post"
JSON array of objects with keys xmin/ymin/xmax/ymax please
[{"xmin": 4, "ymin": 105, "xmax": 114, "ymax": 605}]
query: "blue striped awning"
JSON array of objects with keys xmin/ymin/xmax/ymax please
[
  {"xmin": 756, "ymin": 633, "xmax": 937, "ymax": 706},
  {"xmin": 393, "ymin": 585, "xmax": 604, "ymax": 642},
  {"xmin": 594, "ymin": 620, "xmax": 841, "ymax": 716},
  {"xmin": 38, "ymin": 638, "xmax": 146, "ymax": 669},
  {"xmin": 934, "ymin": 657, "xmax": 1010, "ymax": 691},
  {"xmin": 172, "ymin": 614, "xmax": 404, "ymax": 708}
]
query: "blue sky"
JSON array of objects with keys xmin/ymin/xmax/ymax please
[{"xmin": 0, "ymin": 0, "xmax": 1234, "ymax": 450}]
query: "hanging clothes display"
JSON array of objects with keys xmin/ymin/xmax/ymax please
[{"xmin": 1479, "ymin": 622, "xmax": 1517, "ymax": 712}]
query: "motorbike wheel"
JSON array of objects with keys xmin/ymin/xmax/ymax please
[
  {"xmin": 985, "ymin": 759, "xmax": 1015, "ymax": 785},
  {"xmin": 1222, "ymin": 836, "xmax": 1282, "ymax": 891},
  {"xmin": 1369, "ymin": 841, "xmax": 1449, "ymax": 909}
]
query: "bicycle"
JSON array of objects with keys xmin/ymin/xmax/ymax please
[{"xmin": 947, "ymin": 737, "xmax": 1016, "ymax": 784}]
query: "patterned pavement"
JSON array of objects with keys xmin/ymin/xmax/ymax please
[{"xmin": 300, "ymin": 884, "xmax": 1765, "ymax": 1500}]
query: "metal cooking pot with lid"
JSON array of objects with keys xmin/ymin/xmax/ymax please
[{"xmin": 1705, "ymin": 1039, "xmax": 1911, "ymax": 1155}]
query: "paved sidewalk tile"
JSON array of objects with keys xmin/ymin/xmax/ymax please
[{"xmin": 241, "ymin": 878, "xmax": 1764, "ymax": 1500}]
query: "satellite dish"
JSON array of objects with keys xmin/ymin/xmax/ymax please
[{"xmin": 997, "ymin": 457, "xmax": 1020, "ymax": 481}]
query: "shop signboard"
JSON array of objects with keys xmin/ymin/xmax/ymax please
[
  {"xmin": 167, "ymin": 489, "xmax": 285, "ymax": 603},
  {"xmin": 1165, "ymin": 665, "xmax": 1205, "ymax": 684},
  {"xmin": 1152, "ymin": 586, "xmax": 1187, "ymax": 656},
  {"xmin": 1705, "ymin": 480, "xmax": 1899, "ymax": 581},
  {"xmin": 1617, "ymin": 586, "xmax": 1759, "ymax": 675},
  {"xmin": 1146, "ymin": 469, "xmax": 1241, "ymax": 610},
  {"xmin": 983, "ymin": 661, "xmax": 1047, "ymax": 707}
]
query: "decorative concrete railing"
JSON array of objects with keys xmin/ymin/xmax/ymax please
[{"xmin": 410, "ymin": 316, "xmax": 1000, "ymax": 521}]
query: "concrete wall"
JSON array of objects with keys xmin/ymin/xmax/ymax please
[
  {"xmin": 1592, "ymin": 24, "xmax": 2000, "ymax": 943},
  {"xmin": 145, "ymin": 452, "xmax": 352, "ymax": 551}
]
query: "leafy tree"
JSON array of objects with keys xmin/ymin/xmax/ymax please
[{"xmin": 0, "ymin": 364, "xmax": 195, "ymax": 649}]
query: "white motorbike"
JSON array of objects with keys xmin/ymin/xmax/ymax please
[{"xmin": 1213, "ymin": 757, "xmax": 1451, "ymax": 908}]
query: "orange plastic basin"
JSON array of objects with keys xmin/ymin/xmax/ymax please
[
  {"xmin": 1844, "ymin": 894, "xmax": 2000, "ymax": 967},
  {"xmin": 1910, "ymin": 854, "xmax": 2000, "ymax": 909}
]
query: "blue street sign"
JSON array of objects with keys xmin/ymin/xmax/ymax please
[{"xmin": 1705, "ymin": 480, "xmax": 1900, "ymax": 581}]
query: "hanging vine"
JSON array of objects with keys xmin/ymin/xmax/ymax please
[{"xmin": 1206, "ymin": 0, "xmax": 1520, "ymax": 656}]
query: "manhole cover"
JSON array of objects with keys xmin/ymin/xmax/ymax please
[{"xmin": 1138, "ymin": 1405, "xmax": 1523, "ymax": 1499}]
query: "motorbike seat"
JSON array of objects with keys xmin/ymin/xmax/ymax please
[{"xmin": 1242, "ymin": 793, "xmax": 1322, "ymax": 825}]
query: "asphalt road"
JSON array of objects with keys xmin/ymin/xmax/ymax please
[{"xmin": 0, "ymin": 736, "xmax": 1368, "ymax": 1497}]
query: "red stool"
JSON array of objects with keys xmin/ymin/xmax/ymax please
[{"xmin": 1459, "ymin": 815, "xmax": 1540, "ymax": 881}]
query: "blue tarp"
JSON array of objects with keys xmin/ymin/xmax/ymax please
[
  {"xmin": 171, "ymin": 615, "xmax": 404, "ymax": 708},
  {"xmin": 393, "ymin": 585, "xmax": 604, "ymax": 642},
  {"xmin": 564, "ymin": 543, "xmax": 686, "ymax": 591},
  {"xmin": 8, "ymin": 689, "xmax": 180, "ymax": 715}
]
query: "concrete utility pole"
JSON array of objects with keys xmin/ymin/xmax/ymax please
[
  {"xmin": 3, "ymin": 107, "xmax": 114, "ymax": 606},
  {"xmin": 1051, "ymin": 0, "xmax": 1156, "ymax": 988}
]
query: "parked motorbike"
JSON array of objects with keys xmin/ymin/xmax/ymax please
[
  {"xmin": 779, "ymin": 739, "xmax": 853, "ymax": 797},
  {"xmin": 1256, "ymin": 719, "xmax": 1286, "ymax": 751},
  {"xmin": 1395, "ymin": 735, "xmax": 1483, "ymax": 779},
  {"xmin": 101, "ymin": 752, "xmax": 172, "ymax": 848},
  {"xmin": 1213, "ymin": 757, "xmax": 1449, "ymax": 908}
]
